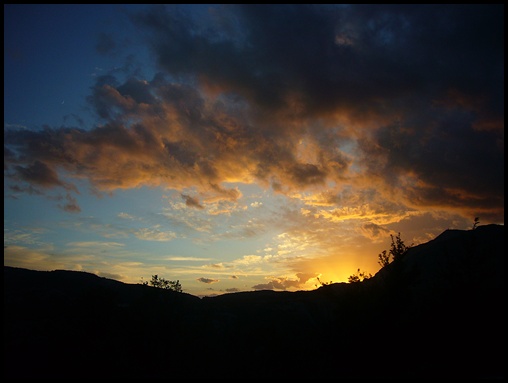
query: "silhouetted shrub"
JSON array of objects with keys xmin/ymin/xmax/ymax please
[
  {"xmin": 316, "ymin": 276, "xmax": 333, "ymax": 287},
  {"xmin": 348, "ymin": 268, "xmax": 372, "ymax": 283}
]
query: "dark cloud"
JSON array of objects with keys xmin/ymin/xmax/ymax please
[
  {"xmin": 14, "ymin": 160, "xmax": 62, "ymax": 188},
  {"xmin": 289, "ymin": 163, "xmax": 327, "ymax": 187},
  {"xmin": 3, "ymin": 4, "xmax": 503, "ymax": 222},
  {"xmin": 60, "ymin": 193, "xmax": 81, "ymax": 213},
  {"xmin": 359, "ymin": 108, "xmax": 504, "ymax": 220},
  {"xmin": 208, "ymin": 183, "xmax": 241, "ymax": 202},
  {"xmin": 197, "ymin": 277, "xmax": 219, "ymax": 284},
  {"xmin": 132, "ymin": 5, "xmax": 503, "ymax": 120},
  {"xmin": 181, "ymin": 194, "xmax": 204, "ymax": 209},
  {"xmin": 361, "ymin": 222, "xmax": 390, "ymax": 241},
  {"xmin": 9, "ymin": 184, "xmax": 43, "ymax": 195},
  {"xmin": 117, "ymin": 77, "xmax": 156, "ymax": 105}
]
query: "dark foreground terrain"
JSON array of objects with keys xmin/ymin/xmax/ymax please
[{"xmin": 4, "ymin": 225, "xmax": 504, "ymax": 379}]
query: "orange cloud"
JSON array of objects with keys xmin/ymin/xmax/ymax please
[{"xmin": 4, "ymin": 5, "xmax": 503, "ymax": 224}]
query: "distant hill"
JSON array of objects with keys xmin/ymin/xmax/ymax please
[{"xmin": 4, "ymin": 224, "xmax": 504, "ymax": 379}]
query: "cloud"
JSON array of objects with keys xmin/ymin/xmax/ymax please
[
  {"xmin": 67, "ymin": 241, "xmax": 125, "ymax": 248},
  {"xmin": 3, "ymin": 4, "xmax": 503, "ymax": 223},
  {"xmin": 14, "ymin": 160, "xmax": 70, "ymax": 190},
  {"xmin": 118, "ymin": 212, "xmax": 135, "ymax": 219},
  {"xmin": 165, "ymin": 256, "xmax": 210, "ymax": 261},
  {"xmin": 133, "ymin": 227, "xmax": 177, "ymax": 242},
  {"xmin": 181, "ymin": 194, "xmax": 204, "ymax": 209},
  {"xmin": 3, "ymin": 245, "xmax": 62, "ymax": 270},
  {"xmin": 97, "ymin": 271, "xmax": 123, "ymax": 280},
  {"xmin": 197, "ymin": 277, "xmax": 220, "ymax": 284},
  {"xmin": 252, "ymin": 272, "xmax": 317, "ymax": 291},
  {"xmin": 133, "ymin": 5, "xmax": 502, "ymax": 117},
  {"xmin": 208, "ymin": 263, "xmax": 226, "ymax": 269},
  {"xmin": 360, "ymin": 222, "xmax": 391, "ymax": 241},
  {"xmin": 7, "ymin": 184, "xmax": 43, "ymax": 196},
  {"xmin": 60, "ymin": 192, "xmax": 81, "ymax": 213},
  {"xmin": 4, "ymin": 228, "xmax": 47, "ymax": 246}
]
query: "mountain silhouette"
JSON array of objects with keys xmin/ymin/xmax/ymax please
[{"xmin": 4, "ymin": 224, "xmax": 504, "ymax": 379}]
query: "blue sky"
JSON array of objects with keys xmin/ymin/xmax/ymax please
[{"xmin": 4, "ymin": 4, "xmax": 504, "ymax": 297}]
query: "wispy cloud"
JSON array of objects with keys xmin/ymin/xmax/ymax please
[
  {"xmin": 66, "ymin": 241, "xmax": 125, "ymax": 248},
  {"xmin": 118, "ymin": 212, "xmax": 135, "ymax": 220},
  {"xmin": 134, "ymin": 227, "xmax": 177, "ymax": 242},
  {"xmin": 164, "ymin": 256, "xmax": 210, "ymax": 261}
]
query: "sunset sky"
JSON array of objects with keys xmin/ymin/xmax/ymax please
[{"xmin": 4, "ymin": 4, "xmax": 504, "ymax": 297}]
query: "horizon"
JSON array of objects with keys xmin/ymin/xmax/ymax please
[
  {"xmin": 4, "ymin": 4, "xmax": 504, "ymax": 297},
  {"xmin": 4, "ymin": 221, "xmax": 504, "ymax": 298}
]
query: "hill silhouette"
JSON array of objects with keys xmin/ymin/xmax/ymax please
[{"xmin": 3, "ymin": 224, "xmax": 504, "ymax": 379}]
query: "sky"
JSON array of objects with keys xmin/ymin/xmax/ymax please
[{"xmin": 4, "ymin": 4, "xmax": 504, "ymax": 297}]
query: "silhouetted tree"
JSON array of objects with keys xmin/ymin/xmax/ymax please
[
  {"xmin": 142, "ymin": 274, "xmax": 182, "ymax": 292},
  {"xmin": 378, "ymin": 249, "xmax": 390, "ymax": 268},
  {"xmin": 390, "ymin": 232, "xmax": 412, "ymax": 261},
  {"xmin": 378, "ymin": 232, "xmax": 413, "ymax": 268},
  {"xmin": 472, "ymin": 217, "xmax": 480, "ymax": 230}
]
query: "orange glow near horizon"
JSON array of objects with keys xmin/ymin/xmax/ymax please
[{"xmin": 3, "ymin": 4, "xmax": 503, "ymax": 297}]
